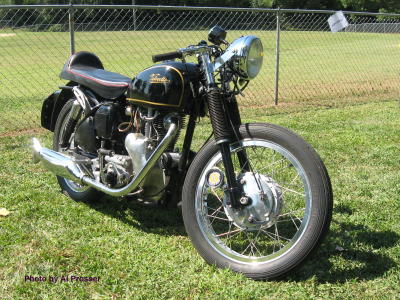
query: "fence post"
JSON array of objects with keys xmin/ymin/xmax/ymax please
[
  {"xmin": 132, "ymin": 0, "xmax": 137, "ymax": 30},
  {"xmin": 274, "ymin": 8, "xmax": 281, "ymax": 106},
  {"xmin": 68, "ymin": 1, "xmax": 75, "ymax": 55}
]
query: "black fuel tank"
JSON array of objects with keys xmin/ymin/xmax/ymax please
[{"xmin": 127, "ymin": 62, "xmax": 200, "ymax": 110}]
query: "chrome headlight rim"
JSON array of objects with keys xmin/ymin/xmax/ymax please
[{"xmin": 229, "ymin": 35, "xmax": 264, "ymax": 80}]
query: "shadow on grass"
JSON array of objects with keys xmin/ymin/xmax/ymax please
[
  {"xmin": 84, "ymin": 197, "xmax": 398, "ymax": 283},
  {"xmin": 287, "ymin": 203, "xmax": 399, "ymax": 283},
  {"xmin": 84, "ymin": 195, "xmax": 186, "ymax": 237}
]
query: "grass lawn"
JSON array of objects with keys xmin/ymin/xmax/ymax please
[
  {"xmin": 1, "ymin": 28, "xmax": 400, "ymax": 134},
  {"xmin": 0, "ymin": 100, "xmax": 399, "ymax": 299}
]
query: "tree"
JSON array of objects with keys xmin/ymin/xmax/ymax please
[
  {"xmin": 250, "ymin": 0, "xmax": 342, "ymax": 10},
  {"xmin": 340, "ymin": 0, "xmax": 400, "ymax": 12},
  {"xmin": 250, "ymin": 0, "xmax": 274, "ymax": 8}
]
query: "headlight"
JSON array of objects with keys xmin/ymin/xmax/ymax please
[{"xmin": 227, "ymin": 36, "xmax": 264, "ymax": 80}]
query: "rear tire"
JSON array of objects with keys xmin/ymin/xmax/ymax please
[
  {"xmin": 53, "ymin": 99, "xmax": 104, "ymax": 202},
  {"xmin": 182, "ymin": 123, "xmax": 332, "ymax": 280}
]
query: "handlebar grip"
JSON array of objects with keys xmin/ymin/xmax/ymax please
[{"xmin": 152, "ymin": 51, "xmax": 183, "ymax": 63}]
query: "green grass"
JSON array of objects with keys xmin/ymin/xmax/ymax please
[
  {"xmin": 0, "ymin": 100, "xmax": 399, "ymax": 299},
  {"xmin": 0, "ymin": 29, "xmax": 399, "ymax": 134}
]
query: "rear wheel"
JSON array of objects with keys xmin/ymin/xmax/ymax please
[
  {"xmin": 53, "ymin": 99, "xmax": 103, "ymax": 202},
  {"xmin": 182, "ymin": 123, "xmax": 332, "ymax": 280}
]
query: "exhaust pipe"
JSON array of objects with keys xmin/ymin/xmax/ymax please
[
  {"xmin": 32, "ymin": 138, "xmax": 86, "ymax": 182},
  {"xmin": 32, "ymin": 115, "xmax": 178, "ymax": 197}
]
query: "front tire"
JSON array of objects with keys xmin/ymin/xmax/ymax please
[
  {"xmin": 53, "ymin": 99, "xmax": 104, "ymax": 202},
  {"xmin": 182, "ymin": 123, "xmax": 332, "ymax": 280}
]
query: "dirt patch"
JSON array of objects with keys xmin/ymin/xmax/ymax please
[
  {"xmin": 0, "ymin": 33, "xmax": 16, "ymax": 37},
  {"xmin": 0, "ymin": 127, "xmax": 45, "ymax": 138}
]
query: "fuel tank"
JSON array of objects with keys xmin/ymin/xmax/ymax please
[{"xmin": 127, "ymin": 61, "xmax": 200, "ymax": 110}]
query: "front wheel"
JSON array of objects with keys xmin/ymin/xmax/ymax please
[{"xmin": 182, "ymin": 123, "xmax": 332, "ymax": 280}]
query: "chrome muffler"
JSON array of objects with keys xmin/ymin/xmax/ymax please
[
  {"xmin": 32, "ymin": 115, "xmax": 178, "ymax": 197},
  {"xmin": 32, "ymin": 138, "xmax": 86, "ymax": 182}
]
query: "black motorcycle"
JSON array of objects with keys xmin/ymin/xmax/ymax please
[{"xmin": 32, "ymin": 26, "xmax": 332, "ymax": 280}]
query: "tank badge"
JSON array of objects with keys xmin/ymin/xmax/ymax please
[{"xmin": 150, "ymin": 73, "xmax": 170, "ymax": 84}]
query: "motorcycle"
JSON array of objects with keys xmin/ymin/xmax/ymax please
[{"xmin": 32, "ymin": 26, "xmax": 332, "ymax": 280}]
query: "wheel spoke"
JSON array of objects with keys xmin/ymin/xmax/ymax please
[
  {"xmin": 250, "ymin": 146, "xmax": 266, "ymax": 171},
  {"xmin": 208, "ymin": 215, "xmax": 230, "ymax": 223},
  {"xmin": 238, "ymin": 229, "xmax": 265, "ymax": 257},
  {"xmin": 289, "ymin": 173, "xmax": 300, "ymax": 185},
  {"xmin": 238, "ymin": 159, "xmax": 250, "ymax": 174},
  {"xmin": 208, "ymin": 205, "xmax": 223, "ymax": 217},
  {"xmin": 261, "ymin": 228, "xmax": 291, "ymax": 243},
  {"xmin": 215, "ymin": 227, "xmax": 243, "ymax": 238},
  {"xmin": 240, "ymin": 148, "xmax": 263, "ymax": 192},
  {"xmin": 290, "ymin": 216, "xmax": 300, "ymax": 230},
  {"xmin": 256, "ymin": 158, "xmax": 286, "ymax": 174},
  {"xmin": 277, "ymin": 207, "xmax": 304, "ymax": 230},
  {"xmin": 260, "ymin": 229, "xmax": 279, "ymax": 252},
  {"xmin": 279, "ymin": 172, "xmax": 300, "ymax": 186},
  {"xmin": 278, "ymin": 184, "xmax": 304, "ymax": 196},
  {"xmin": 275, "ymin": 223, "xmax": 282, "ymax": 248},
  {"xmin": 279, "ymin": 207, "xmax": 305, "ymax": 218},
  {"xmin": 276, "ymin": 216, "xmax": 302, "ymax": 231},
  {"xmin": 210, "ymin": 188, "xmax": 223, "ymax": 204},
  {"xmin": 250, "ymin": 229, "xmax": 263, "ymax": 257},
  {"xmin": 241, "ymin": 231, "xmax": 254, "ymax": 255}
]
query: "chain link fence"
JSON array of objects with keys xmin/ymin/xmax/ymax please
[{"xmin": 1, "ymin": 5, "xmax": 399, "ymax": 135}]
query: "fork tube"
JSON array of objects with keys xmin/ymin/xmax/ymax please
[
  {"xmin": 200, "ymin": 53, "xmax": 215, "ymax": 86},
  {"xmin": 218, "ymin": 142, "xmax": 241, "ymax": 208},
  {"xmin": 201, "ymin": 52, "xmax": 241, "ymax": 208},
  {"xmin": 206, "ymin": 89, "xmax": 241, "ymax": 208},
  {"xmin": 225, "ymin": 96, "xmax": 249, "ymax": 172}
]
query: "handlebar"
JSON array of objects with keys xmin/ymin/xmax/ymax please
[
  {"xmin": 152, "ymin": 51, "xmax": 183, "ymax": 63},
  {"xmin": 152, "ymin": 45, "xmax": 214, "ymax": 63}
]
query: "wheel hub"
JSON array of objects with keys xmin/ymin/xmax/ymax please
[{"xmin": 224, "ymin": 172, "xmax": 283, "ymax": 231}]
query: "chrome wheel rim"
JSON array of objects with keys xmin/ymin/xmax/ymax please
[{"xmin": 195, "ymin": 139, "xmax": 312, "ymax": 264}]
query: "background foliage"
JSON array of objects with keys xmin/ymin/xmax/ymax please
[{"xmin": 0, "ymin": 0, "xmax": 400, "ymax": 13}]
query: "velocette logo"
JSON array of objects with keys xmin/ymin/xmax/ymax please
[
  {"xmin": 24, "ymin": 275, "xmax": 100, "ymax": 283},
  {"xmin": 149, "ymin": 73, "xmax": 170, "ymax": 84}
]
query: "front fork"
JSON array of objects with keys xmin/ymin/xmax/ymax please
[
  {"xmin": 200, "ymin": 51, "xmax": 248, "ymax": 208},
  {"xmin": 207, "ymin": 88, "xmax": 246, "ymax": 208}
]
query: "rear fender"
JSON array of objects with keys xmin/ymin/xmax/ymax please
[{"xmin": 41, "ymin": 82, "xmax": 76, "ymax": 132}]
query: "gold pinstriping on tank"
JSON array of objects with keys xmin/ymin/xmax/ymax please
[{"xmin": 126, "ymin": 65, "xmax": 185, "ymax": 108}]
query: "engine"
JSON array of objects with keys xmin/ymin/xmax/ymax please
[{"xmin": 74, "ymin": 101, "xmax": 184, "ymax": 203}]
